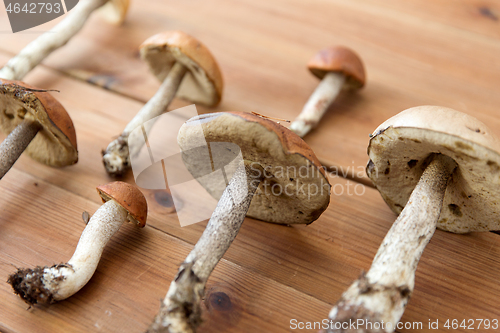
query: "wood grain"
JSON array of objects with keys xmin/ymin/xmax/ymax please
[{"xmin": 0, "ymin": 1, "xmax": 498, "ymax": 332}]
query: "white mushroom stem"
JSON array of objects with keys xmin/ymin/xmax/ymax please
[
  {"xmin": 327, "ymin": 154, "xmax": 456, "ymax": 333},
  {"xmin": 148, "ymin": 164, "xmax": 262, "ymax": 333},
  {"xmin": 290, "ymin": 72, "xmax": 345, "ymax": 138},
  {"xmin": 0, "ymin": 0, "xmax": 108, "ymax": 81},
  {"xmin": 0, "ymin": 118, "xmax": 41, "ymax": 179},
  {"xmin": 102, "ymin": 62, "xmax": 188, "ymax": 177},
  {"xmin": 8, "ymin": 199, "xmax": 128, "ymax": 305}
]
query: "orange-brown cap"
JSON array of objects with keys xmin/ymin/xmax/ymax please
[
  {"xmin": 98, "ymin": 0, "xmax": 130, "ymax": 24},
  {"xmin": 0, "ymin": 79, "xmax": 78, "ymax": 167},
  {"xmin": 140, "ymin": 31, "xmax": 223, "ymax": 107},
  {"xmin": 307, "ymin": 46, "xmax": 365, "ymax": 89},
  {"xmin": 97, "ymin": 181, "xmax": 148, "ymax": 227},
  {"xmin": 177, "ymin": 112, "xmax": 331, "ymax": 225}
]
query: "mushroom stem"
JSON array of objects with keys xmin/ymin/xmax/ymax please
[
  {"xmin": 148, "ymin": 163, "xmax": 263, "ymax": 333},
  {"xmin": 8, "ymin": 199, "xmax": 128, "ymax": 305},
  {"xmin": 102, "ymin": 61, "xmax": 188, "ymax": 177},
  {"xmin": 0, "ymin": 0, "xmax": 109, "ymax": 81},
  {"xmin": 290, "ymin": 72, "xmax": 345, "ymax": 138},
  {"xmin": 327, "ymin": 154, "xmax": 456, "ymax": 333},
  {"xmin": 0, "ymin": 118, "xmax": 41, "ymax": 179}
]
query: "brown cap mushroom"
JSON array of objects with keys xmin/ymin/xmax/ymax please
[
  {"xmin": 291, "ymin": 46, "xmax": 366, "ymax": 137},
  {"xmin": 148, "ymin": 112, "xmax": 330, "ymax": 332},
  {"xmin": 0, "ymin": 0, "xmax": 129, "ymax": 81},
  {"xmin": 102, "ymin": 31, "xmax": 224, "ymax": 177},
  {"xmin": 326, "ymin": 106, "xmax": 500, "ymax": 332},
  {"xmin": 97, "ymin": 181, "xmax": 148, "ymax": 227},
  {"xmin": 8, "ymin": 181, "xmax": 147, "ymax": 305},
  {"xmin": 141, "ymin": 30, "xmax": 224, "ymax": 107},
  {"xmin": 0, "ymin": 79, "xmax": 77, "ymax": 179}
]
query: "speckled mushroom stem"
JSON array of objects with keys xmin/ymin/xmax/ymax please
[
  {"xmin": 148, "ymin": 164, "xmax": 263, "ymax": 333},
  {"xmin": 8, "ymin": 199, "xmax": 128, "ymax": 305},
  {"xmin": 327, "ymin": 154, "xmax": 456, "ymax": 333},
  {"xmin": 102, "ymin": 62, "xmax": 188, "ymax": 177},
  {"xmin": 290, "ymin": 72, "xmax": 345, "ymax": 138},
  {"xmin": 0, "ymin": 118, "xmax": 41, "ymax": 179},
  {"xmin": 0, "ymin": 0, "xmax": 108, "ymax": 81}
]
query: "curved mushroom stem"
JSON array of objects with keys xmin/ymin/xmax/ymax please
[
  {"xmin": 0, "ymin": 118, "xmax": 41, "ymax": 180},
  {"xmin": 327, "ymin": 154, "xmax": 456, "ymax": 333},
  {"xmin": 148, "ymin": 163, "xmax": 263, "ymax": 333},
  {"xmin": 102, "ymin": 62, "xmax": 188, "ymax": 177},
  {"xmin": 8, "ymin": 199, "xmax": 128, "ymax": 305},
  {"xmin": 0, "ymin": 0, "xmax": 108, "ymax": 81},
  {"xmin": 290, "ymin": 72, "xmax": 345, "ymax": 138}
]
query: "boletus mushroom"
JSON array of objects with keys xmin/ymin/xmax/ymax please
[
  {"xmin": 102, "ymin": 31, "xmax": 223, "ymax": 177},
  {"xmin": 148, "ymin": 112, "xmax": 330, "ymax": 332},
  {"xmin": 0, "ymin": 79, "xmax": 77, "ymax": 179},
  {"xmin": 0, "ymin": 0, "xmax": 129, "ymax": 81},
  {"xmin": 327, "ymin": 106, "xmax": 500, "ymax": 332},
  {"xmin": 8, "ymin": 181, "xmax": 147, "ymax": 305},
  {"xmin": 290, "ymin": 46, "xmax": 365, "ymax": 138}
]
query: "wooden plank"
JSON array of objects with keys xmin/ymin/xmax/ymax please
[
  {"xmin": 1, "ymin": 0, "xmax": 500, "ymax": 184},
  {"xmin": 0, "ymin": 62, "xmax": 498, "ymax": 331}
]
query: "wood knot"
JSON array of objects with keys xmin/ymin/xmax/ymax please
[{"xmin": 207, "ymin": 291, "xmax": 232, "ymax": 312}]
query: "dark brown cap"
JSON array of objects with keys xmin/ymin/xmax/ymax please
[
  {"xmin": 97, "ymin": 181, "xmax": 148, "ymax": 227},
  {"xmin": 307, "ymin": 46, "xmax": 365, "ymax": 89},
  {"xmin": 0, "ymin": 79, "xmax": 78, "ymax": 167}
]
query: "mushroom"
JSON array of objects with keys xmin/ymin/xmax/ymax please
[
  {"xmin": 327, "ymin": 106, "xmax": 500, "ymax": 332},
  {"xmin": 0, "ymin": 0, "xmax": 129, "ymax": 81},
  {"xmin": 290, "ymin": 46, "xmax": 365, "ymax": 138},
  {"xmin": 148, "ymin": 112, "xmax": 331, "ymax": 332},
  {"xmin": 8, "ymin": 181, "xmax": 147, "ymax": 305},
  {"xmin": 0, "ymin": 79, "xmax": 77, "ymax": 179},
  {"xmin": 102, "ymin": 30, "xmax": 223, "ymax": 177}
]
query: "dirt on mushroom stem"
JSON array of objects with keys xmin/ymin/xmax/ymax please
[
  {"xmin": 0, "ymin": 118, "xmax": 41, "ymax": 179},
  {"xmin": 148, "ymin": 163, "xmax": 264, "ymax": 333},
  {"xmin": 102, "ymin": 62, "xmax": 188, "ymax": 177},
  {"xmin": 327, "ymin": 154, "xmax": 456, "ymax": 333}
]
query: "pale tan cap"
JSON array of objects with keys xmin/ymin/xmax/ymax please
[
  {"xmin": 178, "ymin": 111, "xmax": 331, "ymax": 224},
  {"xmin": 367, "ymin": 105, "xmax": 500, "ymax": 233}
]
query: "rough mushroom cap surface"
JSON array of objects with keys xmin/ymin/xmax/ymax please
[
  {"xmin": 97, "ymin": 181, "xmax": 148, "ymax": 227},
  {"xmin": 307, "ymin": 46, "xmax": 365, "ymax": 89},
  {"xmin": 178, "ymin": 111, "xmax": 331, "ymax": 224},
  {"xmin": 139, "ymin": 31, "xmax": 223, "ymax": 107},
  {"xmin": 98, "ymin": 0, "xmax": 130, "ymax": 24},
  {"xmin": 367, "ymin": 105, "xmax": 500, "ymax": 233},
  {"xmin": 0, "ymin": 79, "xmax": 78, "ymax": 167}
]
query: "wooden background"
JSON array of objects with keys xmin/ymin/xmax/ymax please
[{"xmin": 0, "ymin": 0, "xmax": 500, "ymax": 332}]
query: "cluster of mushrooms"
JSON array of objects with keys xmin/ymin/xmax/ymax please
[{"xmin": 1, "ymin": 1, "xmax": 499, "ymax": 333}]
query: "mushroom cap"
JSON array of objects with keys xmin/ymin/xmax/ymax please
[
  {"xmin": 97, "ymin": 181, "xmax": 148, "ymax": 227},
  {"xmin": 0, "ymin": 79, "xmax": 78, "ymax": 167},
  {"xmin": 98, "ymin": 0, "xmax": 130, "ymax": 24},
  {"xmin": 177, "ymin": 112, "xmax": 331, "ymax": 224},
  {"xmin": 139, "ymin": 31, "xmax": 223, "ymax": 107},
  {"xmin": 307, "ymin": 46, "xmax": 365, "ymax": 89},
  {"xmin": 366, "ymin": 105, "xmax": 500, "ymax": 233}
]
